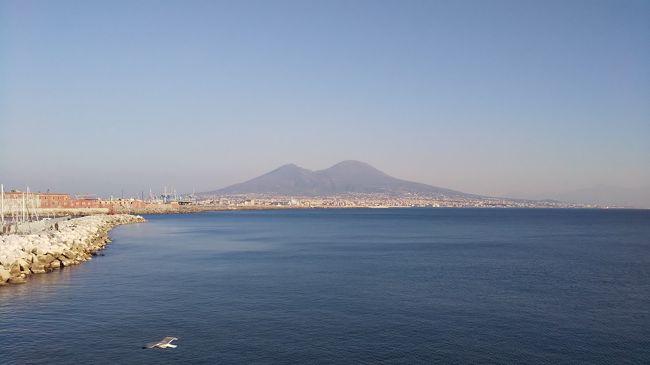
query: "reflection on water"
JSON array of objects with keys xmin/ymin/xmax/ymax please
[{"xmin": 0, "ymin": 266, "xmax": 79, "ymax": 300}]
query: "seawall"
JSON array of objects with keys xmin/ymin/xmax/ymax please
[{"xmin": 0, "ymin": 214, "xmax": 145, "ymax": 285}]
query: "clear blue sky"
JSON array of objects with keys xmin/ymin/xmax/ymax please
[{"xmin": 1, "ymin": 0, "xmax": 648, "ymax": 198}]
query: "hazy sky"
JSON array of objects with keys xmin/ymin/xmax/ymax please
[{"xmin": 1, "ymin": 0, "xmax": 649, "ymax": 198}]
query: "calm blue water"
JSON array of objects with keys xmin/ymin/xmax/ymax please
[{"xmin": 1, "ymin": 209, "xmax": 649, "ymax": 364}]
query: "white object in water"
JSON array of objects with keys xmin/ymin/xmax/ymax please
[{"xmin": 143, "ymin": 337, "xmax": 178, "ymax": 349}]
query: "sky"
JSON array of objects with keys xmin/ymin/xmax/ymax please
[{"xmin": 1, "ymin": 0, "xmax": 649, "ymax": 199}]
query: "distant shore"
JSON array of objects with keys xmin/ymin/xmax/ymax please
[
  {"xmin": 0, "ymin": 214, "xmax": 144, "ymax": 285},
  {"xmin": 4, "ymin": 204, "xmax": 625, "ymax": 221},
  {"xmin": 0, "ymin": 203, "xmax": 630, "ymax": 229},
  {"xmin": 116, "ymin": 204, "xmax": 618, "ymax": 215}
]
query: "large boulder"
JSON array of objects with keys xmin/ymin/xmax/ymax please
[
  {"xmin": 0, "ymin": 267, "xmax": 11, "ymax": 284},
  {"xmin": 59, "ymin": 257, "xmax": 74, "ymax": 267},
  {"xmin": 49, "ymin": 260, "xmax": 62, "ymax": 270},
  {"xmin": 30, "ymin": 264, "xmax": 46, "ymax": 274},
  {"xmin": 39, "ymin": 254, "xmax": 56, "ymax": 265},
  {"xmin": 8, "ymin": 275, "xmax": 26, "ymax": 284}
]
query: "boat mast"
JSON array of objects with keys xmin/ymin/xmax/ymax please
[
  {"xmin": 26, "ymin": 187, "xmax": 31, "ymax": 222},
  {"xmin": 27, "ymin": 186, "xmax": 39, "ymax": 221},
  {"xmin": 22, "ymin": 191, "xmax": 26, "ymax": 223},
  {"xmin": 1, "ymin": 183, "xmax": 4, "ymax": 227}
]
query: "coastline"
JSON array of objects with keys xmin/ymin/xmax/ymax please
[
  {"xmin": 6, "ymin": 205, "xmax": 631, "ymax": 221},
  {"xmin": 117, "ymin": 205, "xmax": 628, "ymax": 215},
  {"xmin": 0, "ymin": 214, "xmax": 144, "ymax": 286}
]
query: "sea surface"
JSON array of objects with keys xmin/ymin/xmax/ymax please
[{"xmin": 1, "ymin": 209, "xmax": 649, "ymax": 364}]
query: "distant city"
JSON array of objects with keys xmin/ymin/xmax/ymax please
[
  {"xmin": 194, "ymin": 193, "xmax": 596, "ymax": 209},
  {"xmin": 1, "ymin": 160, "xmax": 607, "ymax": 225}
]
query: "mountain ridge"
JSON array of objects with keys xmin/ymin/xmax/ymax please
[{"xmin": 201, "ymin": 160, "xmax": 475, "ymax": 198}]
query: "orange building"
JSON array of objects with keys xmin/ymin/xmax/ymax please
[
  {"xmin": 3, "ymin": 191, "xmax": 112, "ymax": 209},
  {"xmin": 37, "ymin": 193, "xmax": 72, "ymax": 208},
  {"xmin": 2, "ymin": 190, "xmax": 154, "ymax": 211}
]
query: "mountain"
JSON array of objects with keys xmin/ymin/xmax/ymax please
[
  {"xmin": 203, "ymin": 160, "xmax": 474, "ymax": 197},
  {"xmin": 544, "ymin": 185, "xmax": 650, "ymax": 208}
]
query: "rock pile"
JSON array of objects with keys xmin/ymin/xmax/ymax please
[{"xmin": 0, "ymin": 214, "xmax": 145, "ymax": 285}]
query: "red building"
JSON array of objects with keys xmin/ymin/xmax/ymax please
[
  {"xmin": 37, "ymin": 193, "xmax": 72, "ymax": 208},
  {"xmin": 2, "ymin": 190, "xmax": 152, "ymax": 211}
]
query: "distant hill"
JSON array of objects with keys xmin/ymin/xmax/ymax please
[
  {"xmin": 202, "ymin": 160, "xmax": 475, "ymax": 198},
  {"xmin": 545, "ymin": 185, "xmax": 650, "ymax": 208}
]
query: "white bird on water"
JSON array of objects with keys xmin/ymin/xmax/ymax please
[{"xmin": 143, "ymin": 337, "xmax": 178, "ymax": 349}]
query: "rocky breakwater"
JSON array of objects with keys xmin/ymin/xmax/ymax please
[{"xmin": 0, "ymin": 214, "xmax": 145, "ymax": 285}]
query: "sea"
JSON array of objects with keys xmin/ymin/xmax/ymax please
[{"xmin": 1, "ymin": 208, "xmax": 649, "ymax": 364}]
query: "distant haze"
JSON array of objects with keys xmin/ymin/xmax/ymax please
[
  {"xmin": 1, "ymin": 1, "xmax": 649, "ymax": 205},
  {"xmin": 533, "ymin": 185, "xmax": 650, "ymax": 209}
]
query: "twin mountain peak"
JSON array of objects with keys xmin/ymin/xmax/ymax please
[{"xmin": 203, "ymin": 160, "xmax": 472, "ymax": 197}]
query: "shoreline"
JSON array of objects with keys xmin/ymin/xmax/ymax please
[
  {"xmin": 0, "ymin": 214, "xmax": 145, "ymax": 286},
  {"xmin": 124, "ymin": 205, "xmax": 638, "ymax": 215},
  {"xmin": 10, "ymin": 205, "xmax": 635, "ymax": 220}
]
